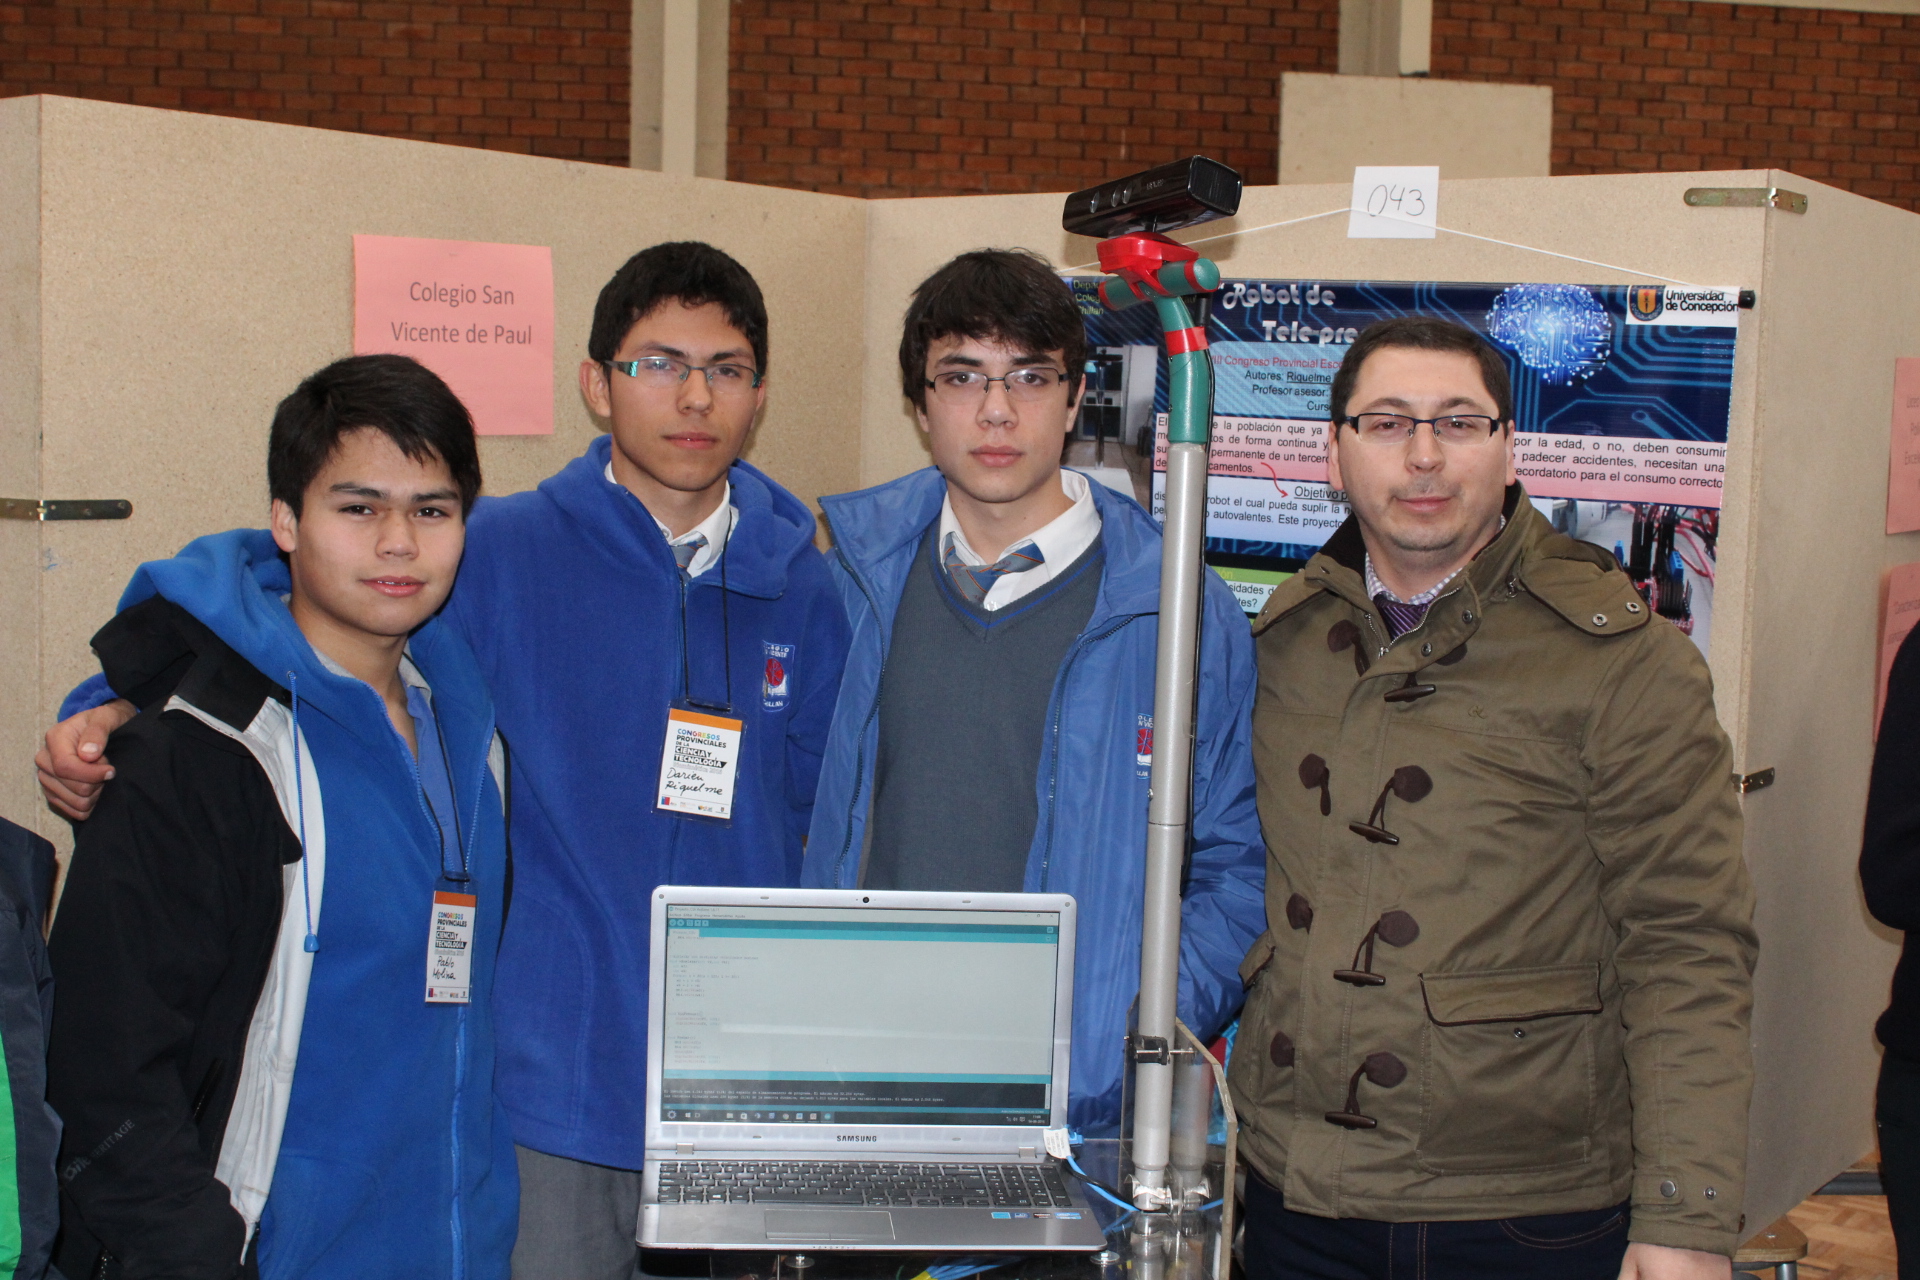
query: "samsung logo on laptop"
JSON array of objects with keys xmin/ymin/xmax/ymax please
[{"xmin": 835, "ymin": 1134, "xmax": 878, "ymax": 1142}]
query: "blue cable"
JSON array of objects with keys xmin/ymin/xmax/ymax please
[{"xmin": 289, "ymin": 672, "xmax": 318, "ymax": 953}]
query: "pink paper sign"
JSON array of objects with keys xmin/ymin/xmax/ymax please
[
  {"xmin": 353, "ymin": 234, "xmax": 554, "ymax": 436},
  {"xmin": 1890, "ymin": 359, "xmax": 1920, "ymax": 533},
  {"xmin": 1877, "ymin": 562, "xmax": 1920, "ymax": 737}
]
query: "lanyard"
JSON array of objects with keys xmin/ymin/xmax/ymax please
[
  {"xmin": 677, "ymin": 505, "xmax": 735, "ymax": 714},
  {"xmin": 413, "ymin": 685, "xmax": 470, "ymax": 886}
]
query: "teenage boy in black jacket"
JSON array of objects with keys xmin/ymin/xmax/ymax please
[{"xmin": 46, "ymin": 356, "xmax": 518, "ymax": 1280}]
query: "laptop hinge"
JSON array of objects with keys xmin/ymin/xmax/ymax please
[{"xmin": 676, "ymin": 1142, "xmax": 695, "ymax": 1156}]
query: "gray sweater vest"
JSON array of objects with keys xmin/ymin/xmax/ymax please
[{"xmin": 862, "ymin": 526, "xmax": 1105, "ymax": 892}]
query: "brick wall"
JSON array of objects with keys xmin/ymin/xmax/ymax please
[
  {"xmin": 1432, "ymin": 0, "xmax": 1920, "ymax": 210},
  {"xmin": 0, "ymin": 0, "xmax": 627, "ymax": 162},
  {"xmin": 8, "ymin": 0, "xmax": 1920, "ymax": 212},
  {"xmin": 728, "ymin": 0, "xmax": 1341, "ymax": 198}
]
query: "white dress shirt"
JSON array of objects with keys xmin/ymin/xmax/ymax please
[
  {"xmin": 606, "ymin": 461, "xmax": 735, "ymax": 578},
  {"xmin": 938, "ymin": 468, "xmax": 1104, "ymax": 611}
]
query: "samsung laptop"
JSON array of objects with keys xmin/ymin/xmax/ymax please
[{"xmin": 639, "ymin": 886, "xmax": 1108, "ymax": 1252}]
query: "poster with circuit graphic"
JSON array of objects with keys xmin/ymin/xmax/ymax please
[{"xmin": 1070, "ymin": 277, "xmax": 1738, "ymax": 650}]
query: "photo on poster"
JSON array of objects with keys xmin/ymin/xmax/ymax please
[{"xmin": 1069, "ymin": 275, "xmax": 1737, "ymax": 653}]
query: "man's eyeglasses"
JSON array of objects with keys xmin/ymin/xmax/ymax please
[
  {"xmin": 1345, "ymin": 413, "xmax": 1503, "ymax": 445},
  {"xmin": 607, "ymin": 356, "xmax": 763, "ymax": 396},
  {"xmin": 924, "ymin": 367, "xmax": 1071, "ymax": 404}
]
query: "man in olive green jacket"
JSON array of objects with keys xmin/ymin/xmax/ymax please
[{"xmin": 1227, "ymin": 316, "xmax": 1756, "ymax": 1280}]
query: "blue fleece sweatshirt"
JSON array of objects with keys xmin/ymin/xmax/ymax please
[
  {"xmin": 441, "ymin": 437, "xmax": 851, "ymax": 1169},
  {"xmin": 116, "ymin": 529, "xmax": 517, "ymax": 1280}
]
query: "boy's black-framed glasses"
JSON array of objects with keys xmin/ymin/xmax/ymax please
[
  {"xmin": 1345, "ymin": 413, "xmax": 1502, "ymax": 445},
  {"xmin": 924, "ymin": 367, "xmax": 1070, "ymax": 404},
  {"xmin": 606, "ymin": 356, "xmax": 763, "ymax": 395}
]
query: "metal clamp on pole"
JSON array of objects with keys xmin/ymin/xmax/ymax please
[
  {"xmin": 1130, "ymin": 1034, "xmax": 1172, "ymax": 1065},
  {"xmin": 1068, "ymin": 156, "xmax": 1240, "ymax": 1212}
]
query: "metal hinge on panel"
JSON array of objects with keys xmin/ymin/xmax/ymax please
[
  {"xmin": 1684, "ymin": 187, "xmax": 1808, "ymax": 214},
  {"xmin": 0, "ymin": 499, "xmax": 132, "ymax": 521},
  {"xmin": 1734, "ymin": 768, "xmax": 1776, "ymax": 794}
]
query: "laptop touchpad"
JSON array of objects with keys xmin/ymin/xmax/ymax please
[{"xmin": 762, "ymin": 1210, "xmax": 897, "ymax": 1242}]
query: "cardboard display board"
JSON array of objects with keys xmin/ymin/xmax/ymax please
[{"xmin": 6, "ymin": 96, "xmax": 1919, "ymax": 1238}]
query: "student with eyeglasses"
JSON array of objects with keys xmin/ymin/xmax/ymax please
[
  {"xmin": 1228, "ymin": 316, "xmax": 1756, "ymax": 1280},
  {"xmin": 802, "ymin": 248, "xmax": 1267, "ymax": 1134},
  {"xmin": 38, "ymin": 243, "xmax": 851, "ymax": 1279}
]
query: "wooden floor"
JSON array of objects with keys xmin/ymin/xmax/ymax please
[{"xmin": 1782, "ymin": 1193, "xmax": 1900, "ymax": 1279}]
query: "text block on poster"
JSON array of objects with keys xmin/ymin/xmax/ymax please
[
  {"xmin": 1890, "ymin": 358, "xmax": 1920, "ymax": 533},
  {"xmin": 353, "ymin": 235, "xmax": 554, "ymax": 436},
  {"xmin": 1878, "ymin": 562, "xmax": 1920, "ymax": 736}
]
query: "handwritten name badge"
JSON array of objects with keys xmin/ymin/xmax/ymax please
[
  {"xmin": 657, "ymin": 708, "xmax": 745, "ymax": 820},
  {"xmin": 425, "ymin": 890, "xmax": 478, "ymax": 1004}
]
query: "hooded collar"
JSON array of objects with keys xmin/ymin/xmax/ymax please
[
  {"xmin": 821, "ymin": 467, "xmax": 1164, "ymax": 624},
  {"xmin": 538, "ymin": 434, "xmax": 817, "ymax": 601},
  {"xmin": 115, "ymin": 528, "xmax": 494, "ymax": 762}
]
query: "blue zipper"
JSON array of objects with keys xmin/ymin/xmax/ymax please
[
  {"xmin": 830, "ymin": 544, "xmax": 891, "ymax": 886},
  {"xmin": 1033, "ymin": 615, "xmax": 1137, "ymax": 891},
  {"xmin": 389, "ymin": 680, "xmax": 491, "ymax": 1280},
  {"xmin": 447, "ymin": 719, "xmax": 489, "ymax": 1280},
  {"xmin": 450, "ymin": 1000, "xmax": 469, "ymax": 1280}
]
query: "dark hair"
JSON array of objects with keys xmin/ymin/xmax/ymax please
[
  {"xmin": 587, "ymin": 241, "xmax": 769, "ymax": 373},
  {"xmin": 268, "ymin": 354, "xmax": 482, "ymax": 517},
  {"xmin": 898, "ymin": 248, "xmax": 1088, "ymax": 410},
  {"xmin": 1328, "ymin": 316, "xmax": 1514, "ymax": 427}
]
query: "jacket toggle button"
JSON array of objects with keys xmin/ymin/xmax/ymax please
[
  {"xmin": 1285, "ymin": 893, "xmax": 1314, "ymax": 931},
  {"xmin": 1298, "ymin": 754, "xmax": 1332, "ymax": 816},
  {"xmin": 1421, "ymin": 642, "xmax": 1432, "ymax": 657},
  {"xmin": 1325, "ymin": 1052, "xmax": 1406, "ymax": 1130},
  {"xmin": 1461, "ymin": 609, "xmax": 1476, "ymax": 624},
  {"xmin": 1659, "ymin": 1180, "xmax": 1677, "ymax": 1198},
  {"xmin": 1350, "ymin": 767, "xmax": 1433, "ymax": 845},
  {"xmin": 1384, "ymin": 674, "xmax": 1437, "ymax": 703},
  {"xmin": 1704, "ymin": 1187, "xmax": 1717, "ymax": 1199},
  {"xmin": 1335, "ymin": 911, "xmax": 1419, "ymax": 986}
]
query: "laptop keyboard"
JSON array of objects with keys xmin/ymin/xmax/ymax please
[{"xmin": 654, "ymin": 1161, "xmax": 1076, "ymax": 1207}]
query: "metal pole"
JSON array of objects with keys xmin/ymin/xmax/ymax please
[{"xmin": 1126, "ymin": 281, "xmax": 1216, "ymax": 1206}]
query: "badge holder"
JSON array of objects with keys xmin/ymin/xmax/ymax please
[{"xmin": 657, "ymin": 517, "xmax": 745, "ymax": 824}]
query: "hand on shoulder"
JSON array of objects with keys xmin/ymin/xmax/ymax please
[{"xmin": 35, "ymin": 700, "xmax": 135, "ymax": 821}]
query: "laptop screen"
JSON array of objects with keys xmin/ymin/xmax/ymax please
[{"xmin": 660, "ymin": 903, "xmax": 1063, "ymax": 1128}]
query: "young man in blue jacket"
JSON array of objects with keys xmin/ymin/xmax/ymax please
[
  {"xmin": 47, "ymin": 355, "xmax": 517, "ymax": 1278},
  {"xmin": 42, "ymin": 244, "xmax": 852, "ymax": 1278},
  {"xmin": 806, "ymin": 249, "xmax": 1267, "ymax": 1133}
]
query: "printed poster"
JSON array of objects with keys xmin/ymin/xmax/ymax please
[
  {"xmin": 1889, "ymin": 358, "xmax": 1920, "ymax": 534},
  {"xmin": 354, "ymin": 234, "xmax": 556, "ymax": 436},
  {"xmin": 1073, "ymin": 277, "xmax": 1739, "ymax": 654},
  {"xmin": 1879, "ymin": 563, "xmax": 1920, "ymax": 737}
]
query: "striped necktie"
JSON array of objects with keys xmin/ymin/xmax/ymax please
[
  {"xmin": 670, "ymin": 533, "xmax": 708, "ymax": 575},
  {"xmin": 1374, "ymin": 594, "xmax": 1430, "ymax": 640},
  {"xmin": 943, "ymin": 538, "xmax": 1045, "ymax": 607}
]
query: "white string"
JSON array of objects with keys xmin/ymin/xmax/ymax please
[
  {"xmin": 1063, "ymin": 204, "xmax": 1703, "ymax": 287},
  {"xmin": 1426, "ymin": 223, "xmax": 1702, "ymax": 287}
]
